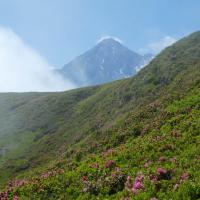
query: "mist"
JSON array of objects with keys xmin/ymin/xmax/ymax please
[{"xmin": 0, "ymin": 27, "xmax": 75, "ymax": 92}]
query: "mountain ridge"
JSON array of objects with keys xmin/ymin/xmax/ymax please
[{"xmin": 59, "ymin": 38, "xmax": 153, "ymax": 87}]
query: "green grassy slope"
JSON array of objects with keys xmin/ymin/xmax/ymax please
[
  {"xmin": 0, "ymin": 31, "xmax": 200, "ymax": 199},
  {"xmin": 0, "ymin": 88, "xmax": 99, "ymax": 183}
]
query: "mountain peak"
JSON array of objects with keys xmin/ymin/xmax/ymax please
[
  {"xmin": 60, "ymin": 38, "xmax": 153, "ymax": 87},
  {"xmin": 97, "ymin": 37, "xmax": 123, "ymax": 45},
  {"xmin": 95, "ymin": 37, "xmax": 125, "ymax": 53}
]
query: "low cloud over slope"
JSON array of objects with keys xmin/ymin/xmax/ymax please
[{"xmin": 0, "ymin": 27, "xmax": 75, "ymax": 92}]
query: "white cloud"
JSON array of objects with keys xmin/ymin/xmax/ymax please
[
  {"xmin": 0, "ymin": 27, "xmax": 75, "ymax": 92},
  {"xmin": 139, "ymin": 36, "xmax": 177, "ymax": 54},
  {"xmin": 148, "ymin": 36, "xmax": 177, "ymax": 53},
  {"xmin": 97, "ymin": 35, "xmax": 123, "ymax": 44}
]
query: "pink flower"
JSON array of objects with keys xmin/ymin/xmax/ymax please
[
  {"xmin": 112, "ymin": 173, "xmax": 116, "ymax": 177},
  {"xmin": 125, "ymin": 176, "xmax": 132, "ymax": 192},
  {"xmin": 82, "ymin": 176, "xmax": 88, "ymax": 181},
  {"xmin": 13, "ymin": 194, "xmax": 19, "ymax": 200},
  {"xmin": 133, "ymin": 181, "xmax": 144, "ymax": 190},
  {"xmin": 127, "ymin": 176, "xmax": 131, "ymax": 181},
  {"xmin": 150, "ymin": 174, "xmax": 159, "ymax": 184},
  {"xmin": 105, "ymin": 160, "xmax": 116, "ymax": 168},
  {"xmin": 144, "ymin": 162, "xmax": 149, "ymax": 168},
  {"xmin": 144, "ymin": 160, "xmax": 152, "ymax": 168},
  {"xmin": 180, "ymin": 172, "xmax": 189, "ymax": 181},
  {"xmin": 132, "ymin": 173, "xmax": 145, "ymax": 194},
  {"xmin": 158, "ymin": 156, "xmax": 166, "ymax": 162},
  {"xmin": 92, "ymin": 163, "xmax": 99, "ymax": 169},
  {"xmin": 135, "ymin": 175, "xmax": 144, "ymax": 182},
  {"xmin": 115, "ymin": 167, "xmax": 121, "ymax": 172},
  {"xmin": 157, "ymin": 168, "xmax": 167, "ymax": 175},
  {"xmin": 157, "ymin": 168, "xmax": 171, "ymax": 180},
  {"xmin": 174, "ymin": 171, "xmax": 190, "ymax": 190}
]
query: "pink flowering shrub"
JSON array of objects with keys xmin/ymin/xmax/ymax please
[
  {"xmin": 108, "ymin": 172, "xmax": 126, "ymax": 194},
  {"xmin": 180, "ymin": 172, "xmax": 189, "ymax": 182},
  {"xmin": 82, "ymin": 176, "xmax": 98, "ymax": 195},
  {"xmin": 115, "ymin": 167, "xmax": 121, "ymax": 172},
  {"xmin": 13, "ymin": 194, "xmax": 20, "ymax": 200},
  {"xmin": 158, "ymin": 156, "xmax": 166, "ymax": 162},
  {"xmin": 125, "ymin": 173, "xmax": 145, "ymax": 195},
  {"xmin": 156, "ymin": 168, "xmax": 172, "ymax": 180},
  {"xmin": 92, "ymin": 163, "xmax": 100, "ymax": 169},
  {"xmin": 0, "ymin": 191, "xmax": 19, "ymax": 200},
  {"xmin": 0, "ymin": 179, "xmax": 29, "ymax": 200},
  {"xmin": 157, "ymin": 168, "xmax": 167, "ymax": 175},
  {"xmin": 41, "ymin": 168, "xmax": 64, "ymax": 179},
  {"xmin": 174, "ymin": 172, "xmax": 190, "ymax": 190},
  {"xmin": 132, "ymin": 173, "xmax": 145, "ymax": 194},
  {"xmin": 82, "ymin": 162, "xmax": 126, "ymax": 195},
  {"xmin": 105, "ymin": 160, "xmax": 116, "ymax": 169},
  {"xmin": 0, "ymin": 191, "xmax": 8, "ymax": 200},
  {"xmin": 144, "ymin": 160, "xmax": 152, "ymax": 168},
  {"xmin": 150, "ymin": 174, "xmax": 159, "ymax": 184}
]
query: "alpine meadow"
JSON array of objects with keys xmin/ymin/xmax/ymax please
[
  {"xmin": 0, "ymin": 1, "xmax": 200, "ymax": 200},
  {"xmin": 0, "ymin": 31, "xmax": 200, "ymax": 199}
]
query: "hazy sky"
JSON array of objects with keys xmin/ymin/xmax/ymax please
[
  {"xmin": 0, "ymin": 27, "xmax": 75, "ymax": 92},
  {"xmin": 0, "ymin": 0, "xmax": 199, "ymax": 67},
  {"xmin": 0, "ymin": 0, "xmax": 199, "ymax": 92}
]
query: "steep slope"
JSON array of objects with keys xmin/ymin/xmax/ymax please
[
  {"xmin": 0, "ymin": 88, "xmax": 99, "ymax": 183},
  {"xmin": 0, "ymin": 31, "xmax": 200, "ymax": 199},
  {"xmin": 60, "ymin": 38, "xmax": 151, "ymax": 87}
]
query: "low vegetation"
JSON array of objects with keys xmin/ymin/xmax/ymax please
[{"xmin": 0, "ymin": 31, "xmax": 200, "ymax": 199}]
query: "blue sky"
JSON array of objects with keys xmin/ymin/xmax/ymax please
[{"xmin": 0, "ymin": 0, "xmax": 199, "ymax": 67}]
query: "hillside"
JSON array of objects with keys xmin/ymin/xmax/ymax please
[
  {"xmin": 0, "ymin": 31, "xmax": 200, "ymax": 199},
  {"xmin": 59, "ymin": 38, "xmax": 152, "ymax": 87}
]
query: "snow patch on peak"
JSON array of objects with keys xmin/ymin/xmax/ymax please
[{"xmin": 97, "ymin": 35, "xmax": 123, "ymax": 44}]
